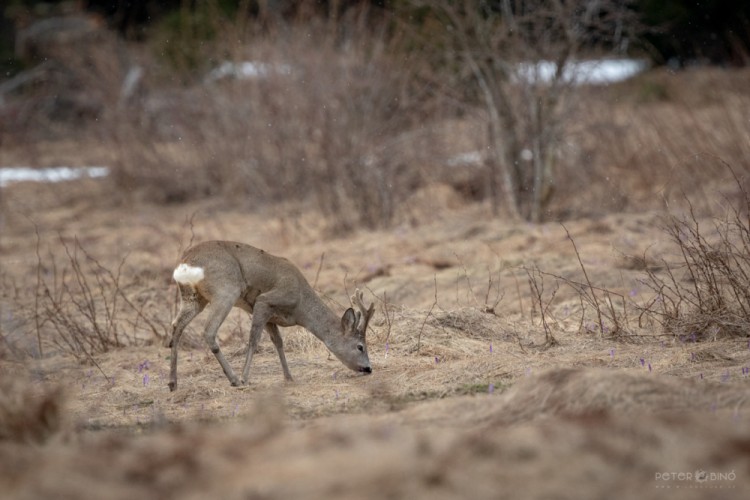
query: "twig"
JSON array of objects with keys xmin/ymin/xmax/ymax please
[
  {"xmin": 561, "ymin": 223, "xmax": 604, "ymax": 337},
  {"xmin": 512, "ymin": 270, "xmax": 524, "ymax": 318},
  {"xmin": 28, "ymin": 217, "xmax": 44, "ymax": 358},
  {"xmin": 312, "ymin": 252, "xmax": 326, "ymax": 289},
  {"xmin": 417, "ymin": 275, "xmax": 438, "ymax": 353},
  {"xmin": 524, "ymin": 265, "xmax": 557, "ymax": 346}
]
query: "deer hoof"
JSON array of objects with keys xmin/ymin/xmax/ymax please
[{"xmin": 168, "ymin": 381, "xmax": 177, "ymax": 392}]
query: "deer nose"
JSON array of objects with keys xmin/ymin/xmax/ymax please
[{"xmin": 362, "ymin": 366, "xmax": 372, "ymax": 374}]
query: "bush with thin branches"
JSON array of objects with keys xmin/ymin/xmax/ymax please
[
  {"xmin": 639, "ymin": 169, "xmax": 750, "ymax": 339},
  {"xmin": 31, "ymin": 235, "xmax": 168, "ymax": 362}
]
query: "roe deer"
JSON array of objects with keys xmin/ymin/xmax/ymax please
[{"xmin": 168, "ymin": 241, "xmax": 374, "ymax": 391}]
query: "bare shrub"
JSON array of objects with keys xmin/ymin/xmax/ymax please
[
  {"xmin": 107, "ymin": 6, "xmax": 432, "ymax": 230},
  {"xmin": 404, "ymin": 0, "xmax": 640, "ymax": 222},
  {"xmin": 529, "ymin": 163, "xmax": 750, "ymax": 342},
  {"xmin": 523, "ymin": 225, "xmax": 632, "ymax": 343},
  {"xmin": 524, "ymin": 265, "xmax": 559, "ymax": 346},
  {"xmin": 32, "ymin": 234, "xmax": 168, "ymax": 362},
  {"xmin": 639, "ymin": 169, "xmax": 750, "ymax": 339}
]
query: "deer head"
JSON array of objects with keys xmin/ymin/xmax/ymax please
[{"xmin": 331, "ymin": 289, "xmax": 375, "ymax": 373}]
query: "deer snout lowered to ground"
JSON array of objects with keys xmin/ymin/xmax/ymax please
[{"xmin": 168, "ymin": 241, "xmax": 374, "ymax": 392}]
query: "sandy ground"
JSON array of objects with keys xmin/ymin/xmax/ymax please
[{"xmin": 1, "ymin": 174, "xmax": 750, "ymax": 499}]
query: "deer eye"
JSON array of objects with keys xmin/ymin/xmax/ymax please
[{"xmin": 357, "ymin": 344, "xmax": 364, "ymax": 352}]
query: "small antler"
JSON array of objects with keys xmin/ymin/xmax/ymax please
[{"xmin": 351, "ymin": 288, "xmax": 375, "ymax": 333}]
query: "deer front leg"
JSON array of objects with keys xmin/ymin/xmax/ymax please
[
  {"xmin": 267, "ymin": 323, "xmax": 293, "ymax": 382},
  {"xmin": 241, "ymin": 302, "xmax": 274, "ymax": 385}
]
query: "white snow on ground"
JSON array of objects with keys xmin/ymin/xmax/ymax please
[
  {"xmin": 0, "ymin": 166, "xmax": 109, "ymax": 187},
  {"xmin": 205, "ymin": 58, "xmax": 646, "ymax": 86},
  {"xmin": 205, "ymin": 61, "xmax": 293, "ymax": 83},
  {"xmin": 515, "ymin": 58, "xmax": 648, "ymax": 85}
]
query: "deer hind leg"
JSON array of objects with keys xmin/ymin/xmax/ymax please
[
  {"xmin": 266, "ymin": 323, "xmax": 293, "ymax": 382},
  {"xmin": 168, "ymin": 287, "xmax": 205, "ymax": 392},
  {"xmin": 202, "ymin": 290, "xmax": 242, "ymax": 387}
]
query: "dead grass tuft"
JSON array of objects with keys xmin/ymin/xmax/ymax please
[
  {"xmin": 490, "ymin": 367, "xmax": 750, "ymax": 425},
  {"xmin": 0, "ymin": 373, "xmax": 65, "ymax": 443}
]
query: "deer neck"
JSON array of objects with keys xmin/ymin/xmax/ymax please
[{"xmin": 296, "ymin": 287, "xmax": 341, "ymax": 344}]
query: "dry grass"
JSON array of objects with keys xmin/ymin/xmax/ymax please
[
  {"xmin": 552, "ymin": 67, "xmax": 750, "ymax": 217},
  {"xmin": 2, "ymin": 63, "xmax": 750, "ymax": 498},
  {"xmin": 1, "ymin": 365, "xmax": 748, "ymax": 500},
  {"xmin": 0, "ymin": 371, "xmax": 65, "ymax": 443}
]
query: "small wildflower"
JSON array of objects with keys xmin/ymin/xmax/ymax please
[
  {"xmin": 721, "ymin": 370, "xmax": 730, "ymax": 383},
  {"xmin": 489, "ymin": 343, "xmax": 493, "ymax": 354},
  {"xmin": 143, "ymin": 374, "xmax": 150, "ymax": 387},
  {"xmin": 648, "ymin": 363, "xmax": 652, "ymax": 372},
  {"xmin": 609, "ymin": 348, "xmax": 615, "ymax": 358},
  {"xmin": 488, "ymin": 383, "xmax": 495, "ymax": 394},
  {"xmin": 640, "ymin": 358, "xmax": 645, "ymax": 367}
]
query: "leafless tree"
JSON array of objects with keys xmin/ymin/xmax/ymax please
[{"xmin": 408, "ymin": 0, "xmax": 639, "ymax": 222}]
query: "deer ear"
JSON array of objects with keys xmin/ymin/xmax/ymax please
[{"xmin": 341, "ymin": 308, "xmax": 357, "ymax": 334}]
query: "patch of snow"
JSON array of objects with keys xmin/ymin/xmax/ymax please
[
  {"xmin": 205, "ymin": 61, "xmax": 293, "ymax": 83},
  {"xmin": 445, "ymin": 151, "xmax": 483, "ymax": 167},
  {"xmin": 0, "ymin": 166, "xmax": 109, "ymax": 187},
  {"xmin": 515, "ymin": 58, "xmax": 648, "ymax": 85}
]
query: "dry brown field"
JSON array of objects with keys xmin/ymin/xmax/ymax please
[{"xmin": 1, "ymin": 67, "xmax": 750, "ymax": 499}]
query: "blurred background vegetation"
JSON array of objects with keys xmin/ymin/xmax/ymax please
[
  {"xmin": 3, "ymin": 0, "xmax": 748, "ymax": 72},
  {"xmin": 1, "ymin": 1, "xmax": 749, "ymax": 227}
]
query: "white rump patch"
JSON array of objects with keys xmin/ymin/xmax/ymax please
[{"xmin": 173, "ymin": 263, "xmax": 205, "ymax": 286}]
